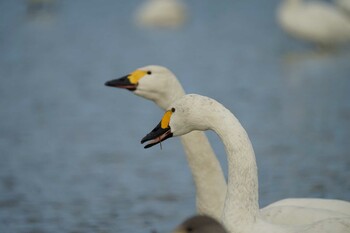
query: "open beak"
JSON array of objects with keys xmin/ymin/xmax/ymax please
[
  {"xmin": 141, "ymin": 122, "xmax": 173, "ymax": 149},
  {"xmin": 105, "ymin": 75, "xmax": 137, "ymax": 91}
]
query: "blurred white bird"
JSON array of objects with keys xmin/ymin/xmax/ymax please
[
  {"xmin": 134, "ymin": 0, "xmax": 187, "ymax": 28},
  {"xmin": 277, "ymin": 0, "xmax": 350, "ymax": 47}
]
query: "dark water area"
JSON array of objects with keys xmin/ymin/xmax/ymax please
[{"xmin": 0, "ymin": 0, "xmax": 349, "ymax": 232}]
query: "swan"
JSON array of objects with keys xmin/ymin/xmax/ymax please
[
  {"xmin": 134, "ymin": 0, "xmax": 187, "ymax": 28},
  {"xmin": 141, "ymin": 94, "xmax": 350, "ymax": 233},
  {"xmin": 105, "ymin": 65, "xmax": 350, "ymax": 221},
  {"xmin": 173, "ymin": 215, "xmax": 228, "ymax": 233},
  {"xmin": 277, "ymin": 0, "xmax": 350, "ymax": 46}
]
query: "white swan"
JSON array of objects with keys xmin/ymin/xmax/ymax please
[
  {"xmin": 277, "ymin": 0, "xmax": 350, "ymax": 46},
  {"xmin": 173, "ymin": 215, "xmax": 228, "ymax": 233},
  {"xmin": 105, "ymin": 65, "xmax": 350, "ymax": 221},
  {"xmin": 141, "ymin": 94, "xmax": 350, "ymax": 233},
  {"xmin": 134, "ymin": 0, "xmax": 187, "ymax": 28}
]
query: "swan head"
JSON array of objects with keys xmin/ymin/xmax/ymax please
[
  {"xmin": 141, "ymin": 94, "xmax": 217, "ymax": 148},
  {"xmin": 105, "ymin": 65, "xmax": 184, "ymax": 109},
  {"xmin": 172, "ymin": 215, "xmax": 228, "ymax": 233}
]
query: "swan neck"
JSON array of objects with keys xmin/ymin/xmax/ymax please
[
  {"xmin": 210, "ymin": 109, "xmax": 259, "ymax": 227},
  {"xmin": 156, "ymin": 80, "xmax": 185, "ymax": 110},
  {"xmin": 180, "ymin": 132, "xmax": 227, "ymax": 220}
]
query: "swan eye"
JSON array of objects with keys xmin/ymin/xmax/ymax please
[
  {"xmin": 147, "ymin": 71, "xmax": 152, "ymax": 75},
  {"xmin": 171, "ymin": 108, "xmax": 175, "ymax": 112}
]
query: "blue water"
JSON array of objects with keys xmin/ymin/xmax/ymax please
[{"xmin": 0, "ymin": 0, "xmax": 349, "ymax": 232}]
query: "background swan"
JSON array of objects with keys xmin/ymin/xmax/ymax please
[
  {"xmin": 134, "ymin": 0, "xmax": 187, "ymax": 28},
  {"xmin": 141, "ymin": 94, "xmax": 350, "ymax": 233},
  {"xmin": 277, "ymin": 0, "xmax": 350, "ymax": 46},
  {"xmin": 105, "ymin": 65, "xmax": 350, "ymax": 222},
  {"xmin": 173, "ymin": 215, "xmax": 228, "ymax": 233}
]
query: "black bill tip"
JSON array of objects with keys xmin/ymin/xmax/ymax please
[
  {"xmin": 104, "ymin": 80, "xmax": 114, "ymax": 86},
  {"xmin": 144, "ymin": 142, "xmax": 157, "ymax": 149},
  {"xmin": 104, "ymin": 75, "xmax": 137, "ymax": 91},
  {"xmin": 141, "ymin": 122, "xmax": 163, "ymax": 144},
  {"xmin": 141, "ymin": 122, "xmax": 173, "ymax": 149}
]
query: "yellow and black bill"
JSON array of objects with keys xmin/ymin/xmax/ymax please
[
  {"xmin": 141, "ymin": 122, "xmax": 173, "ymax": 149},
  {"xmin": 104, "ymin": 75, "xmax": 137, "ymax": 91}
]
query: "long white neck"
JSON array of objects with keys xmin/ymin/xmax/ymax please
[
  {"xmin": 208, "ymin": 106, "xmax": 259, "ymax": 231},
  {"xmin": 154, "ymin": 78, "xmax": 185, "ymax": 110},
  {"xmin": 180, "ymin": 132, "xmax": 227, "ymax": 219},
  {"xmin": 155, "ymin": 81, "xmax": 227, "ymax": 220}
]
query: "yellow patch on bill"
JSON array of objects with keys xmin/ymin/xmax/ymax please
[
  {"xmin": 161, "ymin": 110, "xmax": 172, "ymax": 129},
  {"xmin": 128, "ymin": 70, "xmax": 147, "ymax": 84}
]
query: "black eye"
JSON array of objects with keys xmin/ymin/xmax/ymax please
[
  {"xmin": 147, "ymin": 71, "xmax": 152, "ymax": 75},
  {"xmin": 186, "ymin": 227, "xmax": 193, "ymax": 232},
  {"xmin": 171, "ymin": 108, "xmax": 175, "ymax": 112}
]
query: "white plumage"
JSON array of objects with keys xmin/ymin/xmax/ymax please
[
  {"xmin": 142, "ymin": 94, "xmax": 350, "ymax": 233},
  {"xmin": 134, "ymin": 0, "xmax": 187, "ymax": 28},
  {"xmin": 106, "ymin": 66, "xmax": 350, "ymax": 223},
  {"xmin": 277, "ymin": 0, "xmax": 350, "ymax": 46}
]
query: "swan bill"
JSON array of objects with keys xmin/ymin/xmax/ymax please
[
  {"xmin": 105, "ymin": 75, "xmax": 137, "ymax": 91},
  {"xmin": 141, "ymin": 122, "xmax": 173, "ymax": 148}
]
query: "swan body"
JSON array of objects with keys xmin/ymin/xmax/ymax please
[
  {"xmin": 277, "ymin": 0, "xmax": 350, "ymax": 46},
  {"xmin": 134, "ymin": 0, "xmax": 187, "ymax": 28},
  {"xmin": 261, "ymin": 205, "xmax": 349, "ymax": 226},
  {"xmin": 263, "ymin": 198, "xmax": 350, "ymax": 216},
  {"xmin": 173, "ymin": 215, "xmax": 228, "ymax": 233},
  {"xmin": 105, "ymin": 66, "xmax": 350, "ymax": 221},
  {"xmin": 141, "ymin": 94, "xmax": 350, "ymax": 233}
]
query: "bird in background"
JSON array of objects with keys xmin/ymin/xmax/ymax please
[
  {"xmin": 277, "ymin": 0, "xmax": 350, "ymax": 48},
  {"xmin": 134, "ymin": 0, "xmax": 187, "ymax": 28}
]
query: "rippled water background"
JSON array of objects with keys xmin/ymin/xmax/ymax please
[{"xmin": 1, "ymin": 0, "xmax": 350, "ymax": 232}]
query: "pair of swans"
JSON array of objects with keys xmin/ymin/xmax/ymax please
[
  {"xmin": 105, "ymin": 66, "xmax": 350, "ymax": 232},
  {"xmin": 277, "ymin": 0, "xmax": 350, "ymax": 46}
]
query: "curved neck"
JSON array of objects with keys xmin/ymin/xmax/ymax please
[
  {"xmin": 155, "ymin": 79, "xmax": 186, "ymax": 110},
  {"xmin": 209, "ymin": 107, "xmax": 259, "ymax": 230},
  {"xmin": 155, "ymin": 81, "xmax": 227, "ymax": 219},
  {"xmin": 180, "ymin": 132, "xmax": 227, "ymax": 219}
]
